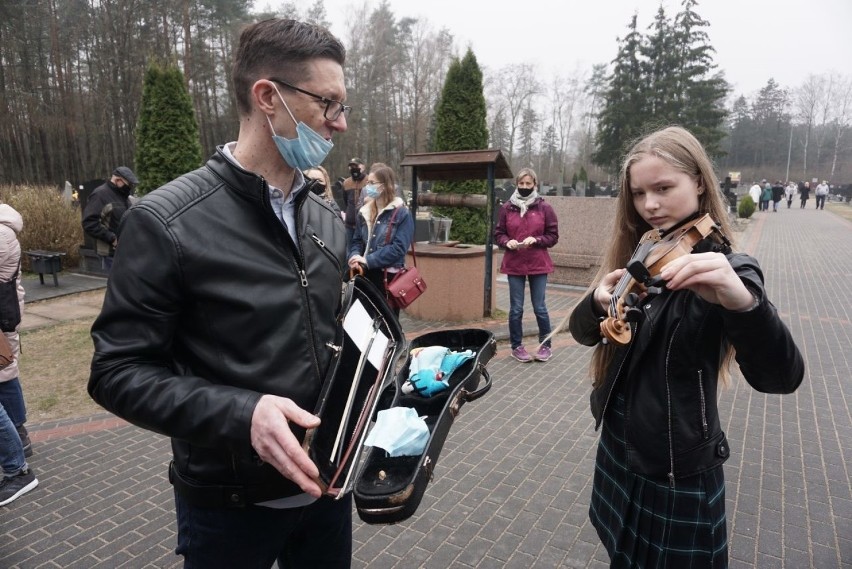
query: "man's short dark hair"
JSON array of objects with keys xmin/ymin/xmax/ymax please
[{"xmin": 232, "ymin": 18, "xmax": 346, "ymax": 117}]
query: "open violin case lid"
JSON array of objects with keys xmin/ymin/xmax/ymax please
[{"xmin": 302, "ymin": 276, "xmax": 495, "ymax": 525}]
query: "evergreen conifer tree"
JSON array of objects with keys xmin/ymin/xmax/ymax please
[
  {"xmin": 594, "ymin": 3, "xmax": 728, "ymax": 174},
  {"xmin": 431, "ymin": 49, "xmax": 490, "ymax": 244},
  {"xmin": 135, "ymin": 60, "xmax": 203, "ymax": 195},
  {"xmin": 641, "ymin": 6, "xmax": 678, "ymax": 120},
  {"xmin": 670, "ymin": 0, "xmax": 728, "ymax": 156},
  {"xmin": 593, "ymin": 15, "xmax": 647, "ymax": 174}
]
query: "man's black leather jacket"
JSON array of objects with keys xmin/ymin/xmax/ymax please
[
  {"xmin": 569, "ymin": 249, "xmax": 804, "ymax": 483},
  {"xmin": 88, "ymin": 148, "xmax": 348, "ymax": 505}
]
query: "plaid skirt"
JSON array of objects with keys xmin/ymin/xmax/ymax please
[{"xmin": 590, "ymin": 394, "xmax": 728, "ymax": 568}]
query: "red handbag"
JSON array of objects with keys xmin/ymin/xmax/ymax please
[
  {"xmin": 383, "ymin": 209, "xmax": 426, "ymax": 309},
  {"xmin": 386, "ymin": 262, "xmax": 426, "ymax": 309}
]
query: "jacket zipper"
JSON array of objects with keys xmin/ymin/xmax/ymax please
[
  {"xmin": 598, "ymin": 322, "xmax": 635, "ymax": 428},
  {"xmin": 261, "ymin": 177, "xmax": 322, "ymax": 382},
  {"xmin": 698, "ymin": 369, "xmax": 708, "ymax": 439},
  {"xmin": 310, "ymin": 233, "xmax": 342, "ymax": 275},
  {"xmin": 664, "ymin": 316, "xmax": 685, "ymax": 489},
  {"xmin": 292, "ymin": 195, "xmax": 322, "ymax": 382}
]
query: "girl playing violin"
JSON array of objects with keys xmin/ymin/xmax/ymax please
[{"xmin": 568, "ymin": 126, "xmax": 804, "ymax": 568}]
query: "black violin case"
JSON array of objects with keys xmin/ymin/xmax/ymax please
[
  {"xmin": 353, "ymin": 327, "xmax": 495, "ymax": 524},
  {"xmin": 303, "ymin": 276, "xmax": 495, "ymax": 524}
]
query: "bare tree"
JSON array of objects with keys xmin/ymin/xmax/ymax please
[
  {"xmin": 828, "ymin": 75, "xmax": 852, "ymax": 180},
  {"xmin": 794, "ymin": 74, "xmax": 826, "ymax": 179},
  {"xmin": 548, "ymin": 70, "xmax": 584, "ymax": 188},
  {"xmin": 493, "ymin": 63, "xmax": 539, "ymax": 162}
]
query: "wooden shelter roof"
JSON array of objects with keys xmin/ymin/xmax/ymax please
[{"xmin": 399, "ymin": 149, "xmax": 512, "ymax": 181}]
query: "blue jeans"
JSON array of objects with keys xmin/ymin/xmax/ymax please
[
  {"xmin": 0, "ymin": 403, "xmax": 26, "ymax": 476},
  {"xmin": 507, "ymin": 274, "xmax": 551, "ymax": 349},
  {"xmin": 0, "ymin": 378, "xmax": 27, "ymax": 427},
  {"xmin": 175, "ymin": 491, "xmax": 352, "ymax": 568}
]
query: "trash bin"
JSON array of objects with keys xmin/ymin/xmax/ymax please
[{"xmin": 428, "ymin": 217, "xmax": 452, "ymax": 243}]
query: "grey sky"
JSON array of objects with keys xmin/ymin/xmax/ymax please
[{"xmin": 319, "ymin": 0, "xmax": 852, "ymax": 97}]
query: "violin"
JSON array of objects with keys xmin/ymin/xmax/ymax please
[{"xmin": 599, "ymin": 214, "xmax": 731, "ymax": 346}]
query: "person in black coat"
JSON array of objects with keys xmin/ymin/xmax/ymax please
[
  {"xmin": 81, "ymin": 166, "xmax": 138, "ymax": 269},
  {"xmin": 771, "ymin": 180, "xmax": 784, "ymax": 211},
  {"xmin": 567, "ymin": 126, "xmax": 804, "ymax": 568}
]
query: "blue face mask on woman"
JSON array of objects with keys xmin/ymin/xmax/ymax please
[
  {"xmin": 363, "ymin": 183, "xmax": 381, "ymax": 199},
  {"xmin": 267, "ymin": 86, "xmax": 333, "ymax": 170}
]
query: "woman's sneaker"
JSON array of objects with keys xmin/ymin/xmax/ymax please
[
  {"xmin": 534, "ymin": 345, "xmax": 552, "ymax": 362},
  {"xmin": 511, "ymin": 346, "xmax": 533, "ymax": 363},
  {"xmin": 0, "ymin": 468, "xmax": 38, "ymax": 507}
]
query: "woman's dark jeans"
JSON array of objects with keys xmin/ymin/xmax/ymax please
[{"xmin": 507, "ymin": 274, "xmax": 551, "ymax": 349}]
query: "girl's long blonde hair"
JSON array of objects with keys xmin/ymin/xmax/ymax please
[{"xmin": 589, "ymin": 126, "xmax": 737, "ymax": 386}]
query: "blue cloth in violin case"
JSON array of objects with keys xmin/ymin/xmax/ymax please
[{"xmin": 302, "ymin": 275, "xmax": 495, "ymax": 524}]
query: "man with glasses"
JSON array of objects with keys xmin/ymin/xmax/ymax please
[{"xmin": 88, "ymin": 19, "xmax": 353, "ymax": 568}]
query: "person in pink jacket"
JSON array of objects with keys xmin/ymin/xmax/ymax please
[{"xmin": 494, "ymin": 168, "xmax": 559, "ymax": 363}]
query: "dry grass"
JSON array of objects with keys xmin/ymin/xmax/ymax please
[
  {"xmin": 826, "ymin": 201, "xmax": 852, "ymax": 223},
  {"xmin": 0, "ymin": 184, "xmax": 84, "ymax": 271},
  {"xmin": 19, "ymin": 318, "xmax": 104, "ymax": 421}
]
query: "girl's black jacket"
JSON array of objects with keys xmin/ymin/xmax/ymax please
[{"xmin": 569, "ymin": 246, "xmax": 804, "ymax": 483}]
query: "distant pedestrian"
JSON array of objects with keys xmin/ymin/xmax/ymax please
[
  {"xmin": 342, "ymin": 157, "xmax": 367, "ymax": 246},
  {"xmin": 771, "ymin": 180, "xmax": 784, "ymax": 212},
  {"xmin": 760, "ymin": 182, "xmax": 772, "ymax": 212},
  {"xmin": 800, "ymin": 181, "xmax": 811, "ymax": 208},
  {"xmin": 81, "ymin": 166, "xmax": 138, "ymax": 271},
  {"xmin": 494, "ymin": 168, "xmax": 559, "ymax": 363},
  {"xmin": 785, "ymin": 181, "xmax": 796, "ymax": 208},
  {"xmin": 815, "ymin": 180, "xmax": 829, "ymax": 210},
  {"xmin": 568, "ymin": 126, "xmax": 804, "ymax": 568},
  {"xmin": 748, "ymin": 181, "xmax": 761, "ymax": 208}
]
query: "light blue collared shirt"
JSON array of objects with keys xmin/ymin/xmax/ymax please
[{"xmin": 221, "ymin": 142, "xmax": 306, "ymax": 244}]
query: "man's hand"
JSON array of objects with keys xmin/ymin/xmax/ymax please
[{"xmin": 250, "ymin": 395, "xmax": 322, "ymax": 497}]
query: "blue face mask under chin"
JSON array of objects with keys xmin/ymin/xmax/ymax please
[{"xmin": 267, "ymin": 86, "xmax": 334, "ymax": 170}]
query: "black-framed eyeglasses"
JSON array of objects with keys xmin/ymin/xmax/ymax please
[{"xmin": 268, "ymin": 77, "xmax": 352, "ymax": 121}]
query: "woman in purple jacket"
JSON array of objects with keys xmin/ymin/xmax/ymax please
[{"xmin": 494, "ymin": 168, "xmax": 559, "ymax": 363}]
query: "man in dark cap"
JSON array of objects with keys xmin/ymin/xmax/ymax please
[
  {"xmin": 342, "ymin": 157, "xmax": 367, "ymax": 246},
  {"xmin": 81, "ymin": 166, "xmax": 138, "ymax": 269}
]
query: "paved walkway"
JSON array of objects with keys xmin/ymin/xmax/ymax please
[{"xmin": 2, "ymin": 207, "xmax": 851, "ymax": 568}]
